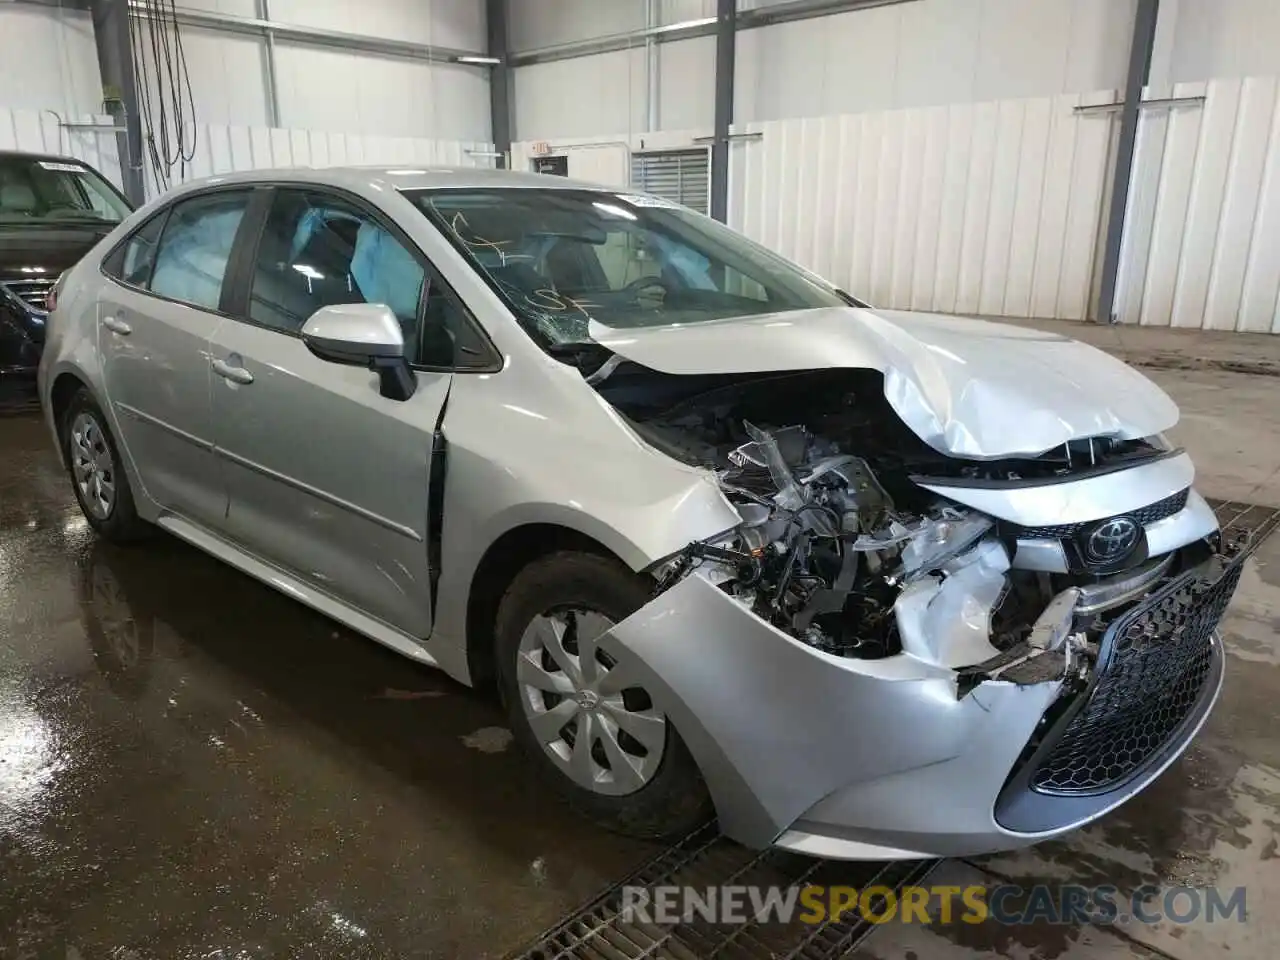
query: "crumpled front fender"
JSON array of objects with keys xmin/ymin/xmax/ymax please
[{"xmin": 595, "ymin": 572, "xmax": 1064, "ymax": 850}]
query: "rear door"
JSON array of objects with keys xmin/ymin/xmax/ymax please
[
  {"xmin": 98, "ymin": 189, "xmax": 257, "ymax": 529},
  {"xmin": 207, "ymin": 186, "xmax": 456, "ymax": 637}
]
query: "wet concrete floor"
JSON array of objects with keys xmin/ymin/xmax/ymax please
[{"xmin": 0, "ymin": 413, "xmax": 653, "ymax": 958}]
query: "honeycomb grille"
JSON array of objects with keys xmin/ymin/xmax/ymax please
[
  {"xmin": 1031, "ymin": 559, "xmax": 1242, "ymax": 795},
  {"xmin": 1014, "ymin": 488, "xmax": 1190, "ymax": 540}
]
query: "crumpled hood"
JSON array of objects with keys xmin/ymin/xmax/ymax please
[{"xmin": 588, "ymin": 307, "xmax": 1178, "ymax": 460}]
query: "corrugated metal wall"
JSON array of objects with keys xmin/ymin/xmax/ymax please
[
  {"xmin": 1117, "ymin": 76, "xmax": 1280, "ymax": 333},
  {"xmin": 136, "ymin": 123, "xmax": 493, "ymax": 200},
  {"xmin": 727, "ymin": 91, "xmax": 1118, "ymax": 321},
  {"xmin": 1, "ymin": 106, "xmax": 492, "ymax": 203},
  {"xmin": 0, "ymin": 110, "xmax": 124, "ymax": 188}
]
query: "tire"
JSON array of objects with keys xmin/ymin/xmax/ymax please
[
  {"xmin": 495, "ymin": 550, "xmax": 713, "ymax": 841},
  {"xmin": 61, "ymin": 388, "xmax": 150, "ymax": 543}
]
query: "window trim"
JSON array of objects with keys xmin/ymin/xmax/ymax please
[
  {"xmin": 98, "ymin": 184, "xmax": 260, "ymax": 322},
  {"xmin": 221, "ymin": 181, "xmax": 503, "ymax": 375}
]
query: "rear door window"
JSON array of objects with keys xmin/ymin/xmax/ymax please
[
  {"xmin": 148, "ymin": 191, "xmax": 251, "ymax": 310},
  {"xmin": 103, "ymin": 212, "xmax": 167, "ymax": 288}
]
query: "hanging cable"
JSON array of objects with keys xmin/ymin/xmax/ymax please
[{"xmin": 128, "ymin": 0, "xmax": 198, "ymax": 195}]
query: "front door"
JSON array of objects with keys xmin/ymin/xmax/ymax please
[
  {"xmin": 99, "ymin": 190, "xmax": 254, "ymax": 529},
  {"xmin": 208, "ymin": 187, "xmax": 448, "ymax": 637}
]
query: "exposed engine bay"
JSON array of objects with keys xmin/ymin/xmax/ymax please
[{"xmin": 580, "ymin": 359, "xmax": 1215, "ymax": 696}]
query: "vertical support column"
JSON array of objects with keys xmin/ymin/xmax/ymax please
[
  {"xmin": 256, "ymin": 0, "xmax": 282, "ymax": 128},
  {"xmin": 645, "ymin": 0, "xmax": 660, "ymax": 133},
  {"xmin": 709, "ymin": 0, "xmax": 736, "ymax": 223},
  {"xmin": 1096, "ymin": 0, "xmax": 1161, "ymax": 324},
  {"xmin": 487, "ymin": 0, "xmax": 513, "ymax": 168},
  {"xmin": 90, "ymin": 0, "xmax": 145, "ymax": 205}
]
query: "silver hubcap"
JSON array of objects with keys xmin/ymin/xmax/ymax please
[
  {"xmin": 70, "ymin": 412, "xmax": 116, "ymax": 520},
  {"xmin": 517, "ymin": 609, "xmax": 667, "ymax": 796}
]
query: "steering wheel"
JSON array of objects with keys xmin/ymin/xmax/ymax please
[{"xmin": 621, "ymin": 275, "xmax": 669, "ymax": 305}]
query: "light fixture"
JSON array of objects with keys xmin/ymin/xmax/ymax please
[{"xmin": 453, "ymin": 55, "xmax": 501, "ymax": 65}]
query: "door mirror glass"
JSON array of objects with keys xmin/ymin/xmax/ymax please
[{"xmin": 300, "ymin": 303, "xmax": 416, "ymax": 400}]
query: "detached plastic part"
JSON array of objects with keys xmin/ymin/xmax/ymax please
[
  {"xmin": 731, "ymin": 421, "xmax": 809, "ymax": 511},
  {"xmin": 894, "ymin": 539, "xmax": 1010, "ymax": 670}
]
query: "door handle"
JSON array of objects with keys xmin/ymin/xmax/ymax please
[
  {"xmin": 101, "ymin": 315, "xmax": 132, "ymax": 335},
  {"xmin": 212, "ymin": 358, "xmax": 254, "ymax": 385}
]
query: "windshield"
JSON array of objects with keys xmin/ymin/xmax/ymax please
[
  {"xmin": 0, "ymin": 156, "xmax": 131, "ymax": 224},
  {"xmin": 408, "ymin": 188, "xmax": 847, "ymax": 347}
]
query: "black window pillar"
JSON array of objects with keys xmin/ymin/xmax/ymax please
[
  {"xmin": 709, "ymin": 0, "xmax": 736, "ymax": 223},
  {"xmin": 1096, "ymin": 0, "xmax": 1161, "ymax": 323},
  {"xmin": 487, "ymin": 0, "xmax": 513, "ymax": 169}
]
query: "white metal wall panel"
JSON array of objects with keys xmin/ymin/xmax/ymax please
[
  {"xmin": 728, "ymin": 92, "xmax": 1115, "ymax": 320},
  {"xmin": 139, "ymin": 122, "xmax": 493, "ymax": 200},
  {"xmin": 1167, "ymin": 0, "xmax": 1280, "ymax": 84},
  {"xmin": 273, "ymin": 45, "xmax": 491, "ymax": 141},
  {"xmin": 270, "ymin": 0, "xmax": 485, "ymax": 49},
  {"xmin": 135, "ymin": 25, "xmax": 271, "ymax": 129},
  {"xmin": 0, "ymin": 108, "xmax": 123, "ymax": 190},
  {"xmin": 733, "ymin": 0, "xmax": 1135, "ymax": 124},
  {"xmin": 1117, "ymin": 75, "xmax": 1280, "ymax": 331},
  {"xmin": 0, "ymin": 7, "xmax": 102, "ymax": 116}
]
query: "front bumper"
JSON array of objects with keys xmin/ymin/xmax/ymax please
[{"xmin": 598, "ymin": 547, "xmax": 1239, "ymax": 860}]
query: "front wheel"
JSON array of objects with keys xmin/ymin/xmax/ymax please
[{"xmin": 495, "ymin": 551, "xmax": 712, "ymax": 840}]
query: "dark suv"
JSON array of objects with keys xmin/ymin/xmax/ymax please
[{"xmin": 1, "ymin": 150, "xmax": 133, "ymax": 406}]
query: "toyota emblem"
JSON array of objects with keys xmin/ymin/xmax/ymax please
[{"xmin": 1085, "ymin": 517, "xmax": 1140, "ymax": 563}]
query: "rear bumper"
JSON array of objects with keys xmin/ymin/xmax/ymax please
[{"xmin": 600, "ymin": 547, "xmax": 1237, "ymax": 860}]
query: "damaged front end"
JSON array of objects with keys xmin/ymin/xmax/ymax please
[
  {"xmin": 644, "ymin": 410, "xmax": 1098, "ymax": 698},
  {"xmin": 577, "ymin": 351, "xmax": 1242, "ymax": 857}
]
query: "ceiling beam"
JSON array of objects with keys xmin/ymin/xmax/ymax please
[
  {"xmin": 126, "ymin": 1, "xmax": 490, "ymax": 66},
  {"xmin": 509, "ymin": 0, "xmax": 918, "ymax": 68}
]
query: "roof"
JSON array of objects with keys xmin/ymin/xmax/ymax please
[
  {"xmin": 0, "ymin": 149, "xmax": 84, "ymax": 164},
  {"xmin": 186, "ymin": 165, "xmax": 617, "ymax": 194}
]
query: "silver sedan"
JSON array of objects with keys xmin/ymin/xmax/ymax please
[{"xmin": 38, "ymin": 167, "xmax": 1239, "ymax": 859}]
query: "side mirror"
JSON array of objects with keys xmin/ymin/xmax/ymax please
[{"xmin": 300, "ymin": 303, "xmax": 416, "ymax": 401}]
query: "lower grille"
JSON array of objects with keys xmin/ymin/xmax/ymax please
[
  {"xmin": 1030, "ymin": 559, "xmax": 1241, "ymax": 795},
  {"xmin": 0, "ymin": 277, "xmax": 56, "ymax": 312}
]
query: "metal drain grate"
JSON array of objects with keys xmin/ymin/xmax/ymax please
[
  {"xmin": 510, "ymin": 824, "xmax": 936, "ymax": 960},
  {"xmin": 1207, "ymin": 498, "xmax": 1280, "ymax": 554}
]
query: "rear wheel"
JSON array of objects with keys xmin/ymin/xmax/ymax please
[
  {"xmin": 495, "ymin": 551, "xmax": 712, "ymax": 840},
  {"xmin": 62, "ymin": 389, "xmax": 150, "ymax": 542}
]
